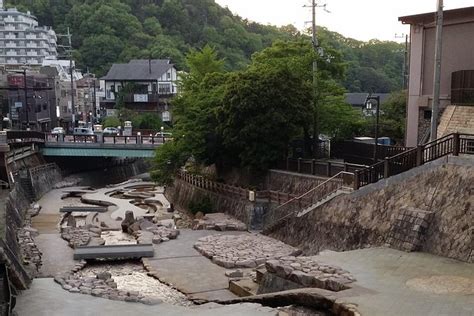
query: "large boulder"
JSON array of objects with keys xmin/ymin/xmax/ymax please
[{"xmin": 121, "ymin": 211, "xmax": 135, "ymax": 233}]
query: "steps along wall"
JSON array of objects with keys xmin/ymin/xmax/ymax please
[
  {"xmin": 267, "ymin": 156, "xmax": 473, "ymax": 263},
  {"xmin": 437, "ymin": 105, "xmax": 474, "ymax": 138}
]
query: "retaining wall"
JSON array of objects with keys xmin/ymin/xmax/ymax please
[
  {"xmin": 268, "ymin": 156, "xmax": 473, "ymax": 263},
  {"xmin": 165, "ymin": 178, "xmax": 258, "ymax": 228}
]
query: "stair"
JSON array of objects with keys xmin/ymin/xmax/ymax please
[
  {"xmin": 297, "ymin": 188, "xmax": 352, "ymax": 217},
  {"xmin": 19, "ymin": 176, "xmax": 35, "ymax": 203},
  {"xmin": 438, "ymin": 105, "xmax": 474, "ymax": 138}
]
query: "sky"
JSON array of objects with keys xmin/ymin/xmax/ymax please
[{"xmin": 215, "ymin": 0, "xmax": 473, "ymax": 42}]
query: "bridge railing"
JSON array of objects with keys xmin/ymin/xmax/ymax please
[{"xmin": 45, "ymin": 134, "xmax": 170, "ymax": 145}]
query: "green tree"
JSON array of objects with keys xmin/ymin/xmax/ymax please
[{"xmin": 103, "ymin": 116, "xmax": 121, "ymax": 128}]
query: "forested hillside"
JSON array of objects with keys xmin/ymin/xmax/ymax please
[{"xmin": 6, "ymin": 0, "xmax": 404, "ymax": 92}]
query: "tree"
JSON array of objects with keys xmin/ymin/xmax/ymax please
[
  {"xmin": 218, "ymin": 66, "xmax": 312, "ymax": 171},
  {"xmin": 379, "ymin": 90, "xmax": 407, "ymax": 143},
  {"xmin": 103, "ymin": 116, "xmax": 120, "ymax": 128}
]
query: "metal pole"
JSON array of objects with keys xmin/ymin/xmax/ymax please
[
  {"xmin": 68, "ymin": 27, "xmax": 76, "ymax": 128},
  {"xmin": 374, "ymin": 96, "xmax": 380, "ymax": 163},
  {"xmin": 92, "ymin": 76, "xmax": 97, "ymax": 124},
  {"xmin": 403, "ymin": 34, "xmax": 409, "ymax": 90},
  {"xmin": 23, "ymin": 69, "xmax": 29, "ymax": 130},
  {"xmin": 430, "ymin": 0, "xmax": 444, "ymax": 142}
]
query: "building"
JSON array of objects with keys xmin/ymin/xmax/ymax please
[
  {"xmin": 100, "ymin": 59, "xmax": 178, "ymax": 122},
  {"xmin": 345, "ymin": 93, "xmax": 390, "ymax": 112},
  {"xmin": 399, "ymin": 7, "xmax": 474, "ymax": 146},
  {"xmin": 7, "ymin": 71, "xmax": 57, "ymax": 131},
  {"xmin": 0, "ymin": 4, "xmax": 57, "ymax": 66}
]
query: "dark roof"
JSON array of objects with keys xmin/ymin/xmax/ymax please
[
  {"xmin": 101, "ymin": 59, "xmax": 174, "ymax": 81},
  {"xmin": 129, "ymin": 59, "xmax": 171, "ymax": 65},
  {"xmin": 399, "ymin": 6, "xmax": 474, "ymax": 25},
  {"xmin": 345, "ymin": 93, "xmax": 390, "ymax": 106}
]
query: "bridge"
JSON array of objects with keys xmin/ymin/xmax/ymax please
[{"xmin": 4, "ymin": 131, "xmax": 168, "ymax": 158}]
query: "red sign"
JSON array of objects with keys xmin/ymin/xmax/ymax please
[{"xmin": 8, "ymin": 75, "xmax": 25, "ymax": 87}]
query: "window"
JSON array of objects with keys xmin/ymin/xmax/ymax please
[
  {"xmin": 158, "ymin": 83, "xmax": 171, "ymax": 94},
  {"xmin": 167, "ymin": 72, "xmax": 171, "ymax": 80},
  {"xmin": 423, "ymin": 110, "xmax": 432, "ymax": 120}
]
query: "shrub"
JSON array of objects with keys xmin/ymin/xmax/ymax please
[{"xmin": 188, "ymin": 196, "xmax": 214, "ymax": 215}]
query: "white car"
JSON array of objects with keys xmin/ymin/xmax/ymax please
[{"xmin": 51, "ymin": 127, "xmax": 65, "ymax": 135}]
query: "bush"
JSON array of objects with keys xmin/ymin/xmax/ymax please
[{"xmin": 188, "ymin": 196, "xmax": 214, "ymax": 215}]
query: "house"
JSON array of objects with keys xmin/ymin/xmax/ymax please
[
  {"xmin": 100, "ymin": 59, "xmax": 178, "ymax": 122},
  {"xmin": 345, "ymin": 93, "xmax": 390, "ymax": 113},
  {"xmin": 7, "ymin": 71, "xmax": 57, "ymax": 131},
  {"xmin": 399, "ymin": 7, "xmax": 474, "ymax": 146}
]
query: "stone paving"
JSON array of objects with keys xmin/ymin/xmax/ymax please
[
  {"xmin": 265, "ymin": 256, "xmax": 356, "ymax": 291},
  {"xmin": 194, "ymin": 234, "xmax": 301, "ymax": 268},
  {"xmin": 193, "ymin": 213, "xmax": 247, "ymax": 231},
  {"xmin": 17, "ymin": 278, "xmax": 279, "ymax": 316}
]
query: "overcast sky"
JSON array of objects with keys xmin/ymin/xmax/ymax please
[{"xmin": 215, "ymin": 0, "xmax": 473, "ymax": 42}]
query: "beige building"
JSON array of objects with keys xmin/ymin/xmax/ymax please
[{"xmin": 399, "ymin": 7, "xmax": 474, "ymax": 147}]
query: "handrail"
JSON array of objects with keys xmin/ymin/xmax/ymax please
[
  {"xmin": 263, "ymin": 171, "xmax": 354, "ymax": 232},
  {"xmin": 355, "ymin": 133, "xmax": 474, "ymax": 189}
]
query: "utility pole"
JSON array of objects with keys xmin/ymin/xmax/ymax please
[
  {"xmin": 67, "ymin": 27, "xmax": 76, "ymax": 128},
  {"xmin": 430, "ymin": 0, "xmax": 444, "ymax": 142},
  {"xmin": 304, "ymin": 0, "xmax": 328, "ymax": 157},
  {"xmin": 22, "ymin": 69, "xmax": 29, "ymax": 130}
]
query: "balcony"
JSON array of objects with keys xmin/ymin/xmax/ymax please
[{"xmin": 123, "ymin": 93, "xmax": 160, "ymax": 103}]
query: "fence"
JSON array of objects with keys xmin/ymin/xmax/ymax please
[
  {"xmin": 354, "ymin": 133, "xmax": 474, "ymax": 189},
  {"xmin": 6, "ymin": 131, "xmax": 45, "ymax": 145},
  {"xmin": 277, "ymin": 158, "xmax": 367, "ymax": 178},
  {"xmin": 331, "ymin": 141, "xmax": 411, "ymax": 165}
]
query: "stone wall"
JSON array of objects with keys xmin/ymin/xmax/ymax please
[
  {"xmin": 30, "ymin": 164, "xmax": 62, "ymax": 200},
  {"xmin": 166, "ymin": 178, "xmax": 256, "ymax": 227},
  {"xmin": 268, "ymin": 156, "xmax": 473, "ymax": 263},
  {"xmin": 265, "ymin": 170, "xmax": 328, "ymax": 195}
]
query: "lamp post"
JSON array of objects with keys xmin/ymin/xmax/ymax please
[{"xmin": 365, "ymin": 95, "xmax": 380, "ymax": 163}]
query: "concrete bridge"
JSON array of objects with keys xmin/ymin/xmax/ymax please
[{"xmin": 4, "ymin": 131, "xmax": 168, "ymax": 158}]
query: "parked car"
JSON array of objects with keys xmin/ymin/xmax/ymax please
[
  {"xmin": 73, "ymin": 127, "xmax": 94, "ymax": 136},
  {"xmin": 154, "ymin": 132, "xmax": 173, "ymax": 138},
  {"xmin": 103, "ymin": 127, "xmax": 120, "ymax": 136},
  {"xmin": 51, "ymin": 127, "xmax": 65, "ymax": 135}
]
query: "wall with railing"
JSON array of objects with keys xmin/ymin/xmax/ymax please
[{"xmin": 354, "ymin": 133, "xmax": 474, "ymax": 189}]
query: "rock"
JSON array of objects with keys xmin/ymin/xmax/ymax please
[
  {"xmin": 121, "ymin": 211, "xmax": 135, "ymax": 233},
  {"xmin": 66, "ymin": 214, "xmax": 76, "ymax": 228},
  {"xmin": 195, "ymin": 212, "xmax": 204, "ymax": 220},
  {"xmin": 225, "ymin": 269, "xmax": 244, "ymax": 278},
  {"xmin": 157, "ymin": 219, "xmax": 175, "ymax": 229},
  {"xmin": 127, "ymin": 222, "xmax": 142, "ymax": 235},
  {"xmin": 140, "ymin": 297, "xmax": 162, "ymax": 305},
  {"xmin": 139, "ymin": 219, "xmax": 155, "ymax": 230},
  {"xmin": 96, "ymin": 272, "xmax": 112, "ymax": 280},
  {"xmin": 88, "ymin": 226, "xmax": 102, "ymax": 235},
  {"xmin": 152, "ymin": 236, "xmax": 162, "ymax": 244}
]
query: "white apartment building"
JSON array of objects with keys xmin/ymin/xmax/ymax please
[{"xmin": 0, "ymin": 5, "xmax": 57, "ymax": 66}]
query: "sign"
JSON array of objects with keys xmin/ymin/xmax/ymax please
[
  {"xmin": 133, "ymin": 94, "xmax": 148, "ymax": 102},
  {"xmin": 162, "ymin": 111, "xmax": 171, "ymax": 122},
  {"xmin": 8, "ymin": 76, "xmax": 24, "ymax": 87},
  {"xmin": 14, "ymin": 102, "xmax": 22, "ymax": 108},
  {"xmin": 106, "ymin": 109, "xmax": 116, "ymax": 117}
]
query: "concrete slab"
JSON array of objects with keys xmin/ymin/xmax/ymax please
[
  {"xmin": 16, "ymin": 278, "xmax": 277, "ymax": 316},
  {"xmin": 145, "ymin": 256, "xmax": 231, "ymax": 295},
  {"xmin": 31, "ymin": 214, "xmax": 60, "ymax": 234},
  {"xmin": 35, "ymin": 234, "xmax": 76, "ymax": 278},
  {"xmin": 316, "ymin": 247, "xmax": 474, "ymax": 316}
]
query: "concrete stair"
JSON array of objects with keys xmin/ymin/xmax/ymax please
[
  {"xmin": 437, "ymin": 105, "xmax": 474, "ymax": 138},
  {"xmin": 297, "ymin": 188, "xmax": 352, "ymax": 218}
]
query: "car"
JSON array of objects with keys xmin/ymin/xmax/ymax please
[
  {"xmin": 51, "ymin": 127, "xmax": 65, "ymax": 135},
  {"xmin": 73, "ymin": 127, "xmax": 94, "ymax": 136},
  {"xmin": 154, "ymin": 131, "xmax": 173, "ymax": 138},
  {"xmin": 103, "ymin": 127, "xmax": 120, "ymax": 135}
]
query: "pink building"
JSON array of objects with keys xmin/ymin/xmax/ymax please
[{"xmin": 399, "ymin": 7, "xmax": 474, "ymax": 147}]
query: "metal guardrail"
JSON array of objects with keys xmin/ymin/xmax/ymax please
[
  {"xmin": 277, "ymin": 158, "xmax": 367, "ymax": 178},
  {"xmin": 263, "ymin": 171, "xmax": 355, "ymax": 233},
  {"xmin": 354, "ymin": 133, "xmax": 474, "ymax": 189}
]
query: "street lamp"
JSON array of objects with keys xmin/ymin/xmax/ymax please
[{"xmin": 365, "ymin": 95, "xmax": 381, "ymax": 163}]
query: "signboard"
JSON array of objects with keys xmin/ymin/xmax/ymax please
[
  {"xmin": 8, "ymin": 75, "xmax": 24, "ymax": 87},
  {"xmin": 14, "ymin": 102, "xmax": 23, "ymax": 108},
  {"xmin": 133, "ymin": 94, "xmax": 148, "ymax": 102},
  {"xmin": 106, "ymin": 109, "xmax": 116, "ymax": 117},
  {"xmin": 162, "ymin": 111, "xmax": 171, "ymax": 122}
]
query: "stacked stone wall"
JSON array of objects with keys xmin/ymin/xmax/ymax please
[
  {"xmin": 30, "ymin": 164, "xmax": 62, "ymax": 200},
  {"xmin": 165, "ymin": 179, "xmax": 254, "ymax": 227},
  {"xmin": 268, "ymin": 157, "xmax": 473, "ymax": 263},
  {"xmin": 265, "ymin": 170, "xmax": 328, "ymax": 195}
]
